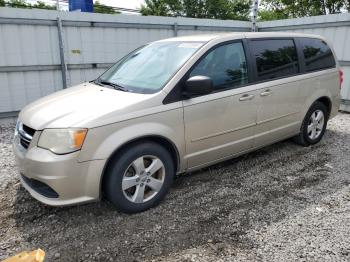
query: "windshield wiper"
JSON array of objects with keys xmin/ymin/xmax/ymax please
[
  {"xmin": 90, "ymin": 79, "xmax": 104, "ymax": 87},
  {"xmin": 91, "ymin": 79, "xmax": 129, "ymax": 92}
]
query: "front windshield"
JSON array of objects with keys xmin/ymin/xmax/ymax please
[{"xmin": 98, "ymin": 41, "xmax": 204, "ymax": 93}]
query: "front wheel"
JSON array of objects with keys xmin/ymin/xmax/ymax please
[
  {"xmin": 293, "ymin": 101, "xmax": 328, "ymax": 146},
  {"xmin": 103, "ymin": 142, "xmax": 174, "ymax": 213}
]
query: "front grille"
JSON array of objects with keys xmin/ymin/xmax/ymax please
[
  {"xmin": 22, "ymin": 124, "xmax": 35, "ymax": 137},
  {"xmin": 20, "ymin": 138, "xmax": 30, "ymax": 148},
  {"xmin": 18, "ymin": 123, "xmax": 36, "ymax": 149},
  {"xmin": 21, "ymin": 174, "xmax": 59, "ymax": 198}
]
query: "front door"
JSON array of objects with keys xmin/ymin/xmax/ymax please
[{"xmin": 182, "ymin": 41, "xmax": 259, "ymax": 169}]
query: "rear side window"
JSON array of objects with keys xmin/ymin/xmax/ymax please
[
  {"xmin": 301, "ymin": 38, "xmax": 336, "ymax": 72},
  {"xmin": 250, "ymin": 39, "xmax": 299, "ymax": 81}
]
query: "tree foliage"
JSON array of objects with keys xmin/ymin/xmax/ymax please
[
  {"xmin": 0, "ymin": 0, "xmax": 349, "ymax": 20},
  {"xmin": 258, "ymin": 8, "xmax": 288, "ymax": 21},
  {"xmin": 140, "ymin": 0, "xmax": 169, "ymax": 16},
  {"xmin": 1, "ymin": 0, "xmax": 56, "ymax": 9},
  {"xmin": 259, "ymin": 0, "xmax": 349, "ymax": 21},
  {"xmin": 32, "ymin": 1, "xmax": 56, "ymax": 10},
  {"xmin": 140, "ymin": 0, "xmax": 251, "ymax": 20},
  {"xmin": 0, "ymin": 0, "xmax": 120, "ymax": 14},
  {"xmin": 7, "ymin": 0, "xmax": 30, "ymax": 8}
]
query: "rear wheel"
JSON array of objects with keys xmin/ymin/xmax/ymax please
[
  {"xmin": 293, "ymin": 101, "xmax": 328, "ymax": 146},
  {"xmin": 104, "ymin": 142, "xmax": 174, "ymax": 213}
]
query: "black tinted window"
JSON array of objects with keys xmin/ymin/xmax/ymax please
[
  {"xmin": 250, "ymin": 39, "xmax": 299, "ymax": 80},
  {"xmin": 190, "ymin": 42, "xmax": 248, "ymax": 90},
  {"xmin": 301, "ymin": 38, "xmax": 335, "ymax": 72}
]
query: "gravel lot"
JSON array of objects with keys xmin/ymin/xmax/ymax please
[{"xmin": 1, "ymin": 113, "xmax": 350, "ymax": 262}]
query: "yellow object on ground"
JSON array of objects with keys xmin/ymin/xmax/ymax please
[{"xmin": 2, "ymin": 249, "xmax": 45, "ymax": 262}]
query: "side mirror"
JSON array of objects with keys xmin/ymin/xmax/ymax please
[{"xmin": 184, "ymin": 75, "xmax": 213, "ymax": 97}]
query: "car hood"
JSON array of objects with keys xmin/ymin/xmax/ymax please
[{"xmin": 19, "ymin": 83, "xmax": 162, "ymax": 130}]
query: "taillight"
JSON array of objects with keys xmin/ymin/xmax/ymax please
[{"xmin": 339, "ymin": 69, "xmax": 343, "ymax": 89}]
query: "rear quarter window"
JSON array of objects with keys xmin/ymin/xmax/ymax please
[{"xmin": 301, "ymin": 38, "xmax": 336, "ymax": 72}]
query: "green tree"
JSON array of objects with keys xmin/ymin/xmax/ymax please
[
  {"xmin": 32, "ymin": 1, "xmax": 56, "ymax": 10},
  {"xmin": 1, "ymin": 0, "xmax": 122, "ymax": 13},
  {"xmin": 324, "ymin": 0, "xmax": 344, "ymax": 13},
  {"xmin": 259, "ymin": 0, "xmax": 346, "ymax": 21},
  {"xmin": 7, "ymin": 0, "xmax": 30, "ymax": 8},
  {"xmin": 141, "ymin": 0, "xmax": 250, "ymax": 20},
  {"xmin": 140, "ymin": 0, "xmax": 170, "ymax": 16},
  {"xmin": 193, "ymin": 0, "xmax": 251, "ymax": 20},
  {"xmin": 258, "ymin": 9, "xmax": 288, "ymax": 21},
  {"xmin": 93, "ymin": 1, "xmax": 120, "ymax": 14}
]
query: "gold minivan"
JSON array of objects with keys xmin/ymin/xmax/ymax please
[{"xmin": 13, "ymin": 32, "xmax": 342, "ymax": 213}]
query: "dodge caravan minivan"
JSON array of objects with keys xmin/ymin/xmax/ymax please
[{"xmin": 13, "ymin": 32, "xmax": 341, "ymax": 213}]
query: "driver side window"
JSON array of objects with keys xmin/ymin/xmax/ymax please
[{"xmin": 190, "ymin": 42, "xmax": 248, "ymax": 91}]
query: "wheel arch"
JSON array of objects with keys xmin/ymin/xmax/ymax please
[
  {"xmin": 303, "ymin": 91, "xmax": 333, "ymax": 121},
  {"xmin": 315, "ymin": 96, "xmax": 332, "ymax": 118},
  {"xmin": 100, "ymin": 135, "xmax": 180, "ymax": 194}
]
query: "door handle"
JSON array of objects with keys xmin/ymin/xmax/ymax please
[
  {"xmin": 260, "ymin": 89, "xmax": 272, "ymax": 97},
  {"xmin": 239, "ymin": 94, "xmax": 255, "ymax": 101}
]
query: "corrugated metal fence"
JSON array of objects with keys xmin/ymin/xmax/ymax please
[
  {"xmin": 0, "ymin": 7, "xmax": 250, "ymax": 116},
  {"xmin": 0, "ymin": 7, "xmax": 349, "ymax": 115}
]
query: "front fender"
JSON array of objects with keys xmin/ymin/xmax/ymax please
[{"xmin": 78, "ymin": 108, "xmax": 186, "ymax": 169}]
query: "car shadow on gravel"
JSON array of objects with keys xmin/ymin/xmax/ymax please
[{"xmin": 9, "ymin": 129, "xmax": 349, "ymax": 261}]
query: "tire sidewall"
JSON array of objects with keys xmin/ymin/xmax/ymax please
[
  {"xmin": 302, "ymin": 102, "xmax": 328, "ymax": 145},
  {"xmin": 104, "ymin": 142, "xmax": 174, "ymax": 213}
]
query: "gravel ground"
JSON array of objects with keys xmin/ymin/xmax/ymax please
[{"xmin": 0, "ymin": 113, "xmax": 350, "ymax": 262}]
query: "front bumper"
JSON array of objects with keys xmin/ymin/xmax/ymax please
[{"xmin": 13, "ymin": 133, "xmax": 106, "ymax": 206}]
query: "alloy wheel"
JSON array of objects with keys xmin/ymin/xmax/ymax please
[
  {"xmin": 307, "ymin": 109, "xmax": 325, "ymax": 140},
  {"xmin": 122, "ymin": 155, "xmax": 165, "ymax": 203}
]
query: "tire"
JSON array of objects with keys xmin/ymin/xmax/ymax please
[
  {"xmin": 293, "ymin": 101, "xmax": 328, "ymax": 147},
  {"xmin": 103, "ymin": 142, "xmax": 174, "ymax": 213}
]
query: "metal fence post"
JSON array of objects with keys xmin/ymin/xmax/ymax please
[
  {"xmin": 174, "ymin": 22, "xmax": 178, "ymax": 37},
  {"xmin": 57, "ymin": 16, "xmax": 68, "ymax": 89},
  {"xmin": 251, "ymin": 0, "xmax": 259, "ymax": 32}
]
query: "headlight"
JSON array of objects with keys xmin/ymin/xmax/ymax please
[{"xmin": 38, "ymin": 128, "xmax": 88, "ymax": 154}]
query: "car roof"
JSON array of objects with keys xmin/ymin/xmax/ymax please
[
  {"xmin": 156, "ymin": 34, "xmax": 224, "ymax": 42},
  {"xmin": 155, "ymin": 32, "xmax": 326, "ymax": 43},
  {"xmin": 244, "ymin": 32, "xmax": 325, "ymax": 40}
]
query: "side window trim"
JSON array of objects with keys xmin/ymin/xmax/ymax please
[
  {"xmin": 242, "ymin": 38, "xmax": 255, "ymax": 84},
  {"xmin": 163, "ymin": 39, "xmax": 251, "ymax": 104},
  {"xmin": 245, "ymin": 38, "xmax": 259, "ymax": 83},
  {"xmin": 294, "ymin": 37, "xmax": 307, "ymax": 73},
  {"xmin": 247, "ymin": 37, "xmax": 301, "ymax": 84}
]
